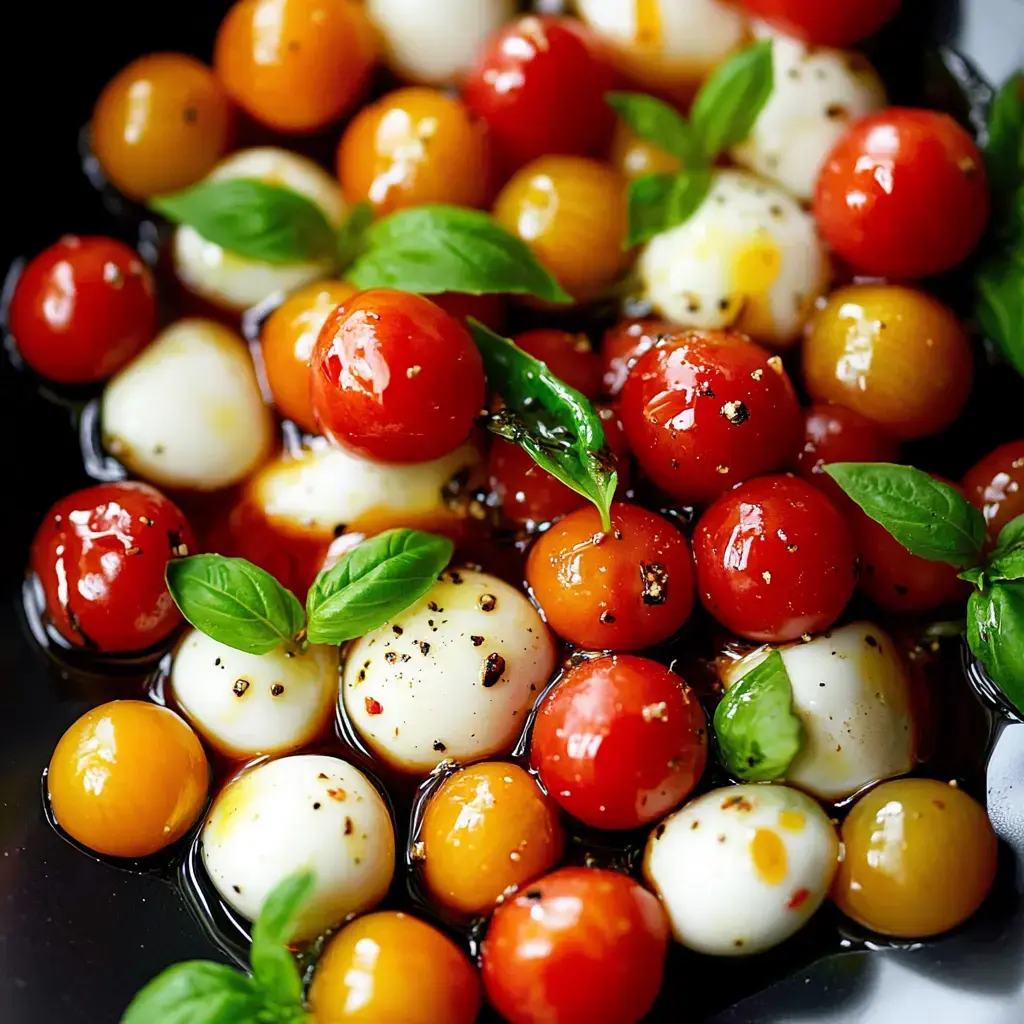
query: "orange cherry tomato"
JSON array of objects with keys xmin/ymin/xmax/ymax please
[
  {"xmin": 48, "ymin": 701, "xmax": 208, "ymax": 859},
  {"xmin": 337, "ymin": 87, "xmax": 493, "ymax": 214},
  {"xmin": 962, "ymin": 440, "xmax": 1024, "ymax": 540},
  {"xmin": 91, "ymin": 53, "xmax": 234, "ymax": 200},
  {"xmin": 215, "ymin": 0, "xmax": 378, "ymax": 134},
  {"xmin": 261, "ymin": 280, "xmax": 358, "ymax": 433},
  {"xmin": 610, "ymin": 120, "xmax": 680, "ymax": 181}
]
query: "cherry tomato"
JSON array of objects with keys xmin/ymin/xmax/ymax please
[
  {"xmin": 814, "ymin": 109, "xmax": 989, "ymax": 278},
  {"xmin": 31, "ymin": 482, "xmax": 194, "ymax": 653},
  {"xmin": 693, "ymin": 475, "xmax": 857, "ymax": 643},
  {"xmin": 48, "ymin": 701, "xmax": 208, "ymax": 858},
  {"xmin": 419, "ymin": 762, "xmax": 564, "ymax": 916},
  {"xmin": 261, "ymin": 280, "xmax": 358, "ymax": 433},
  {"xmin": 610, "ymin": 120, "xmax": 680, "ymax": 181},
  {"xmin": 493, "ymin": 156, "xmax": 628, "ymax": 303},
  {"xmin": 740, "ymin": 0, "xmax": 901, "ymax": 46},
  {"xmin": 963, "ymin": 440, "xmax": 1024, "ymax": 540},
  {"xmin": 309, "ymin": 911, "xmax": 481, "ymax": 1024},
  {"xmin": 514, "ymin": 329, "xmax": 602, "ymax": 399},
  {"xmin": 481, "ymin": 867, "xmax": 669, "ymax": 1024},
  {"xmin": 310, "ymin": 289, "xmax": 485, "ymax": 463},
  {"xmin": 91, "ymin": 53, "xmax": 233, "ymax": 200},
  {"xmin": 337, "ymin": 87, "xmax": 492, "ymax": 214},
  {"xmin": 8, "ymin": 236, "xmax": 157, "ymax": 384},
  {"xmin": 531, "ymin": 655, "xmax": 706, "ymax": 830},
  {"xmin": 214, "ymin": 0, "xmax": 377, "ymax": 133},
  {"xmin": 600, "ymin": 318, "xmax": 671, "ymax": 398},
  {"xmin": 463, "ymin": 15, "xmax": 616, "ymax": 171},
  {"xmin": 832, "ymin": 778, "xmax": 997, "ymax": 938},
  {"xmin": 526, "ymin": 502, "xmax": 695, "ymax": 650},
  {"xmin": 802, "ymin": 284, "xmax": 973, "ymax": 440},
  {"xmin": 432, "ymin": 292, "xmax": 506, "ymax": 334},
  {"xmin": 618, "ymin": 331, "xmax": 803, "ymax": 506}
]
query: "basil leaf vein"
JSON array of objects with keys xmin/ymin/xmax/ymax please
[
  {"xmin": 121, "ymin": 962, "xmax": 264, "ymax": 1024},
  {"xmin": 967, "ymin": 579, "xmax": 1024, "ymax": 715}
]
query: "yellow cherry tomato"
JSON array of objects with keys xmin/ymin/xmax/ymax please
[
  {"xmin": 48, "ymin": 701, "xmax": 209, "ymax": 858},
  {"xmin": 420, "ymin": 762, "xmax": 564, "ymax": 916},
  {"xmin": 493, "ymin": 156, "xmax": 629, "ymax": 303},
  {"xmin": 610, "ymin": 120, "xmax": 680, "ymax": 180},
  {"xmin": 91, "ymin": 53, "xmax": 233, "ymax": 199},
  {"xmin": 309, "ymin": 911, "xmax": 481, "ymax": 1024},
  {"xmin": 802, "ymin": 284, "xmax": 973, "ymax": 440},
  {"xmin": 832, "ymin": 778, "xmax": 997, "ymax": 938},
  {"xmin": 337, "ymin": 87, "xmax": 493, "ymax": 214}
]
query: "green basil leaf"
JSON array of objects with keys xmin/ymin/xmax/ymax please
[
  {"xmin": 166, "ymin": 555, "xmax": 306, "ymax": 655},
  {"xmin": 690, "ymin": 40, "xmax": 774, "ymax": 159},
  {"xmin": 606, "ymin": 91, "xmax": 693, "ymax": 161},
  {"xmin": 824, "ymin": 462, "xmax": 987, "ymax": 569},
  {"xmin": 667, "ymin": 170, "xmax": 713, "ymax": 229},
  {"xmin": 625, "ymin": 171, "xmax": 713, "ymax": 246},
  {"xmin": 960, "ymin": 566, "xmax": 987, "ymax": 587},
  {"xmin": 976, "ymin": 250, "xmax": 1024, "ymax": 376},
  {"xmin": 986, "ymin": 512, "xmax": 1024, "ymax": 582},
  {"xmin": 967, "ymin": 580, "xmax": 1024, "ymax": 714},
  {"xmin": 306, "ymin": 529, "xmax": 454, "ymax": 644},
  {"xmin": 346, "ymin": 204, "xmax": 572, "ymax": 303},
  {"xmin": 985, "ymin": 72, "xmax": 1024, "ymax": 205},
  {"xmin": 121, "ymin": 962, "xmax": 263, "ymax": 1024},
  {"xmin": 714, "ymin": 650, "xmax": 803, "ymax": 782},
  {"xmin": 151, "ymin": 179, "xmax": 336, "ymax": 265},
  {"xmin": 997, "ymin": 513, "xmax": 1024, "ymax": 552},
  {"xmin": 469, "ymin": 319, "xmax": 617, "ymax": 531},
  {"xmin": 336, "ymin": 200, "xmax": 374, "ymax": 269},
  {"xmin": 251, "ymin": 871, "xmax": 315, "ymax": 1008}
]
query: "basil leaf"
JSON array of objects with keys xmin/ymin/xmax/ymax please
[
  {"xmin": 960, "ymin": 566, "xmax": 987, "ymax": 587},
  {"xmin": 967, "ymin": 580, "xmax": 1024, "ymax": 714},
  {"xmin": 824, "ymin": 463, "xmax": 987, "ymax": 569},
  {"xmin": 690, "ymin": 40, "xmax": 774, "ymax": 159},
  {"xmin": 166, "ymin": 555, "xmax": 306, "ymax": 655},
  {"xmin": 306, "ymin": 529, "xmax": 454, "ymax": 644},
  {"xmin": 986, "ymin": 513, "xmax": 1024, "ymax": 582},
  {"xmin": 251, "ymin": 871, "xmax": 315, "ymax": 1008},
  {"xmin": 625, "ymin": 170, "xmax": 713, "ymax": 246},
  {"xmin": 121, "ymin": 962, "xmax": 263, "ymax": 1024},
  {"xmin": 976, "ymin": 250, "xmax": 1024, "ymax": 375},
  {"xmin": 606, "ymin": 91, "xmax": 693, "ymax": 161},
  {"xmin": 985, "ymin": 72, "xmax": 1024, "ymax": 205},
  {"xmin": 346, "ymin": 204, "xmax": 572, "ymax": 303},
  {"xmin": 151, "ymin": 179, "xmax": 336, "ymax": 265},
  {"xmin": 997, "ymin": 513, "xmax": 1024, "ymax": 552},
  {"xmin": 336, "ymin": 200, "xmax": 373, "ymax": 268},
  {"xmin": 714, "ymin": 650, "xmax": 803, "ymax": 782},
  {"xmin": 469, "ymin": 319, "xmax": 617, "ymax": 531}
]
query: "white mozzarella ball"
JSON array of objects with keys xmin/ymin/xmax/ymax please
[
  {"xmin": 577, "ymin": 0, "xmax": 749, "ymax": 90},
  {"xmin": 342, "ymin": 569, "xmax": 555, "ymax": 773},
  {"xmin": 170, "ymin": 629, "xmax": 338, "ymax": 758},
  {"xmin": 720, "ymin": 623, "xmax": 915, "ymax": 801},
  {"xmin": 174, "ymin": 147, "xmax": 346, "ymax": 312},
  {"xmin": 731, "ymin": 32, "xmax": 886, "ymax": 201},
  {"xmin": 367, "ymin": 0, "xmax": 516, "ymax": 84},
  {"xmin": 644, "ymin": 783, "xmax": 838, "ymax": 955},
  {"xmin": 638, "ymin": 169, "xmax": 829, "ymax": 346},
  {"xmin": 202, "ymin": 754, "xmax": 394, "ymax": 942},
  {"xmin": 248, "ymin": 435, "xmax": 481, "ymax": 539},
  {"xmin": 102, "ymin": 319, "xmax": 273, "ymax": 491}
]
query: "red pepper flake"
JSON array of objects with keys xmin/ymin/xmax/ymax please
[
  {"xmin": 787, "ymin": 888, "xmax": 811, "ymax": 910},
  {"xmin": 721, "ymin": 795, "xmax": 754, "ymax": 812},
  {"xmin": 470, "ymin": 635, "xmax": 485, "ymax": 646},
  {"xmin": 318, "ymin": 773, "xmax": 329, "ymax": 780},
  {"xmin": 365, "ymin": 696, "xmax": 383, "ymax": 715},
  {"xmin": 327, "ymin": 788, "xmax": 347, "ymax": 802}
]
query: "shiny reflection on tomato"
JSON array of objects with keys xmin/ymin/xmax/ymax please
[
  {"xmin": 962, "ymin": 439, "xmax": 1024, "ymax": 540},
  {"xmin": 610, "ymin": 120, "xmax": 681, "ymax": 180}
]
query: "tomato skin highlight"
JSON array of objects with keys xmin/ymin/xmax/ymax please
[
  {"xmin": 31, "ymin": 482, "xmax": 195, "ymax": 654},
  {"xmin": 310, "ymin": 289, "xmax": 486, "ymax": 464},
  {"xmin": 693, "ymin": 475, "xmax": 857, "ymax": 643},
  {"xmin": 9, "ymin": 236, "xmax": 157, "ymax": 384},
  {"xmin": 814, "ymin": 108, "xmax": 989, "ymax": 279},
  {"xmin": 531, "ymin": 655, "xmax": 707, "ymax": 830},
  {"xmin": 739, "ymin": 0, "xmax": 901, "ymax": 46},
  {"xmin": 481, "ymin": 866, "xmax": 670, "ymax": 1024},
  {"xmin": 962, "ymin": 440, "xmax": 1024, "ymax": 540},
  {"xmin": 600, "ymin": 318, "xmax": 672, "ymax": 398}
]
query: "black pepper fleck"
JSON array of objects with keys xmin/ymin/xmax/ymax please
[
  {"xmin": 641, "ymin": 562, "xmax": 668, "ymax": 605},
  {"xmin": 233, "ymin": 679, "xmax": 250, "ymax": 697},
  {"xmin": 482, "ymin": 653, "xmax": 506, "ymax": 687},
  {"xmin": 479, "ymin": 594, "xmax": 497, "ymax": 612},
  {"xmin": 271, "ymin": 683, "xmax": 284, "ymax": 696},
  {"xmin": 470, "ymin": 635, "xmax": 485, "ymax": 646}
]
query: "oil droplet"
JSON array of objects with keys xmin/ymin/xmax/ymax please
[
  {"xmin": 635, "ymin": 0, "xmax": 663, "ymax": 47},
  {"xmin": 751, "ymin": 828, "xmax": 787, "ymax": 885},
  {"xmin": 779, "ymin": 810, "xmax": 806, "ymax": 833}
]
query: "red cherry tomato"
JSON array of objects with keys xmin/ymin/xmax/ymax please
[
  {"xmin": 531, "ymin": 655, "xmax": 707, "ymax": 830},
  {"xmin": 481, "ymin": 867, "xmax": 669, "ymax": 1024},
  {"xmin": 8, "ymin": 236, "xmax": 157, "ymax": 384},
  {"xmin": 600, "ymin": 318, "xmax": 671, "ymax": 397},
  {"xmin": 526, "ymin": 502, "xmax": 695, "ymax": 651},
  {"xmin": 814, "ymin": 109, "xmax": 989, "ymax": 279},
  {"xmin": 962, "ymin": 440, "xmax": 1024, "ymax": 540},
  {"xmin": 618, "ymin": 331, "xmax": 803, "ymax": 506},
  {"xmin": 463, "ymin": 16, "xmax": 616, "ymax": 172},
  {"xmin": 739, "ymin": 0, "xmax": 901, "ymax": 46},
  {"xmin": 310, "ymin": 289, "xmax": 485, "ymax": 463},
  {"xmin": 515, "ymin": 329, "xmax": 602, "ymax": 399},
  {"xmin": 30, "ymin": 482, "xmax": 194, "ymax": 653},
  {"xmin": 693, "ymin": 475, "xmax": 857, "ymax": 643}
]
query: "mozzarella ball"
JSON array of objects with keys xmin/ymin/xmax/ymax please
[
  {"xmin": 343, "ymin": 569, "xmax": 555, "ymax": 773},
  {"xmin": 644, "ymin": 783, "xmax": 838, "ymax": 955},
  {"xmin": 720, "ymin": 622, "xmax": 915, "ymax": 802},
  {"xmin": 638, "ymin": 170, "xmax": 829, "ymax": 346},
  {"xmin": 173, "ymin": 147, "xmax": 346, "ymax": 312},
  {"xmin": 577, "ymin": 0, "xmax": 749, "ymax": 93},
  {"xmin": 731, "ymin": 31, "xmax": 886, "ymax": 201},
  {"xmin": 102, "ymin": 318, "xmax": 273, "ymax": 491},
  {"xmin": 367, "ymin": 0, "xmax": 516, "ymax": 85},
  {"xmin": 202, "ymin": 754, "xmax": 394, "ymax": 942},
  {"xmin": 170, "ymin": 629, "xmax": 338, "ymax": 758},
  {"xmin": 247, "ymin": 435, "xmax": 481, "ymax": 539}
]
